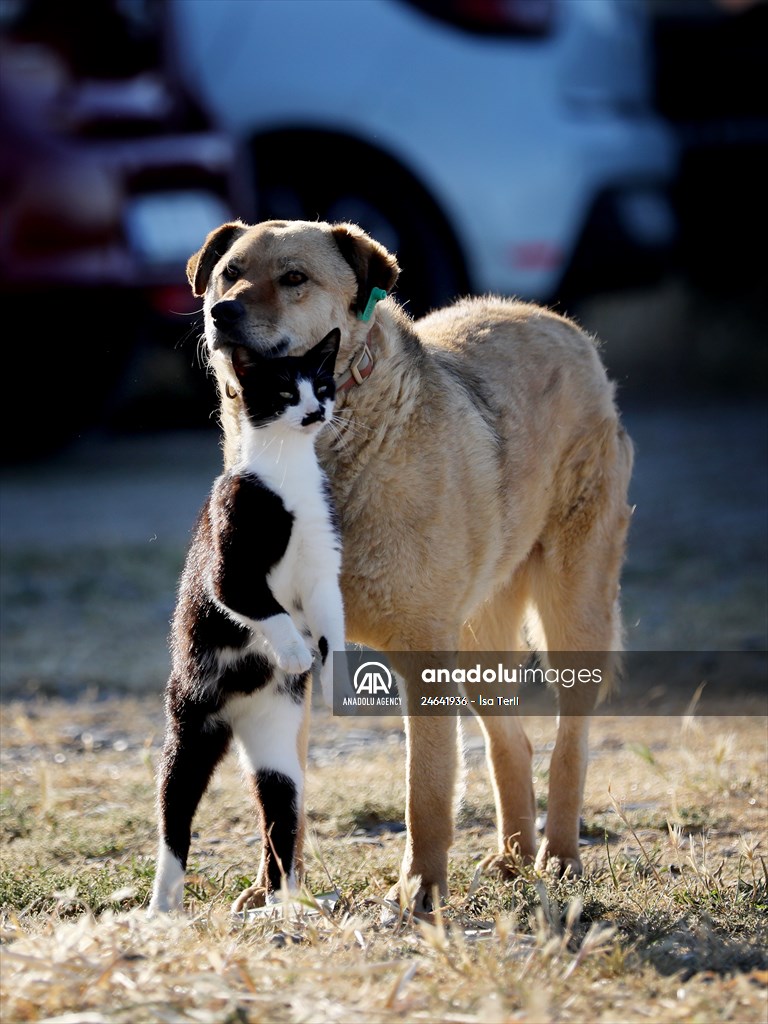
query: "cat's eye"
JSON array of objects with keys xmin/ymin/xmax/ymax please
[
  {"xmin": 279, "ymin": 391, "xmax": 294, "ymax": 399},
  {"xmin": 316, "ymin": 386, "xmax": 328, "ymax": 396},
  {"xmin": 222, "ymin": 263, "xmax": 241, "ymax": 282},
  {"xmin": 280, "ymin": 270, "xmax": 307, "ymax": 287}
]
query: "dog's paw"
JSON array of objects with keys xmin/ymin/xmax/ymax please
[
  {"xmin": 380, "ymin": 879, "xmax": 444, "ymax": 927},
  {"xmin": 534, "ymin": 837, "xmax": 583, "ymax": 878},
  {"xmin": 275, "ymin": 640, "xmax": 313, "ymax": 676},
  {"xmin": 479, "ymin": 852, "xmax": 522, "ymax": 881},
  {"xmin": 480, "ymin": 837, "xmax": 536, "ymax": 879},
  {"xmin": 232, "ymin": 884, "xmax": 268, "ymax": 914},
  {"xmin": 542, "ymin": 855, "xmax": 583, "ymax": 879}
]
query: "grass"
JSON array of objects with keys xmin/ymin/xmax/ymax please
[
  {"xmin": 0, "ymin": 546, "xmax": 181, "ymax": 698},
  {"xmin": 1, "ymin": 696, "xmax": 766, "ymax": 1023}
]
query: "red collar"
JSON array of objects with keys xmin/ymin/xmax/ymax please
[{"xmin": 336, "ymin": 326, "xmax": 378, "ymax": 393}]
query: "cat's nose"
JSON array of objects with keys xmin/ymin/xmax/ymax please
[{"xmin": 301, "ymin": 408, "xmax": 325, "ymax": 427}]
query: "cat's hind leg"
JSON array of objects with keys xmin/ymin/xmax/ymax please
[
  {"xmin": 225, "ymin": 673, "xmax": 310, "ymax": 912},
  {"xmin": 149, "ymin": 704, "xmax": 231, "ymax": 914}
]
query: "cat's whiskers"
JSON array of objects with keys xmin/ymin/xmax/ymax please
[
  {"xmin": 337, "ymin": 411, "xmax": 373, "ymax": 436},
  {"xmin": 325, "ymin": 420, "xmax": 350, "ymax": 452},
  {"xmin": 326, "ymin": 413, "xmax": 372, "ymax": 450},
  {"xmin": 277, "ymin": 438, "xmax": 289, "ymax": 489},
  {"xmin": 258, "ymin": 434, "xmax": 279, "ymax": 457},
  {"xmin": 242, "ymin": 428, "xmax": 280, "ymax": 468}
]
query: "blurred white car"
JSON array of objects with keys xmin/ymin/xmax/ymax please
[{"xmin": 169, "ymin": 0, "xmax": 678, "ymax": 315}]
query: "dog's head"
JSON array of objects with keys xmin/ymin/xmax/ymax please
[{"xmin": 187, "ymin": 219, "xmax": 400, "ymax": 364}]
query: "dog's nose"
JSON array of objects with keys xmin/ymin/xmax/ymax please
[{"xmin": 211, "ymin": 299, "xmax": 245, "ymax": 327}]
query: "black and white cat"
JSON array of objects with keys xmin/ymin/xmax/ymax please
[{"xmin": 149, "ymin": 328, "xmax": 344, "ymax": 915}]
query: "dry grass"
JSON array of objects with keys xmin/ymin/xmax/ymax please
[{"xmin": 1, "ymin": 696, "xmax": 766, "ymax": 1023}]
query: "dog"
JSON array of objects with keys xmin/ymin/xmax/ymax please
[{"xmin": 186, "ymin": 218, "xmax": 634, "ymax": 914}]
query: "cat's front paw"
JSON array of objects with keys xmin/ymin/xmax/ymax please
[{"xmin": 275, "ymin": 640, "xmax": 313, "ymax": 676}]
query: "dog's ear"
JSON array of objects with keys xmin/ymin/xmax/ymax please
[
  {"xmin": 331, "ymin": 223, "xmax": 400, "ymax": 315},
  {"xmin": 186, "ymin": 221, "xmax": 248, "ymax": 296}
]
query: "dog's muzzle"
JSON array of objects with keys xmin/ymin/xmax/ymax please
[
  {"xmin": 211, "ymin": 299, "xmax": 244, "ymax": 329},
  {"xmin": 209, "ymin": 299, "xmax": 245, "ymax": 349},
  {"xmin": 208, "ymin": 299, "xmax": 290, "ymax": 358}
]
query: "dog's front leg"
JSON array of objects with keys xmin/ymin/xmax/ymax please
[{"xmin": 389, "ymin": 709, "xmax": 460, "ymax": 917}]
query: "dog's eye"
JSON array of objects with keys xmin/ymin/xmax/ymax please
[
  {"xmin": 280, "ymin": 271, "xmax": 307, "ymax": 287},
  {"xmin": 222, "ymin": 264, "xmax": 241, "ymax": 282}
]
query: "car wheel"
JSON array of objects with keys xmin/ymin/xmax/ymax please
[{"xmin": 252, "ymin": 131, "xmax": 468, "ymax": 318}]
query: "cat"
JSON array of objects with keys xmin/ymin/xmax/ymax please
[{"xmin": 149, "ymin": 328, "xmax": 344, "ymax": 915}]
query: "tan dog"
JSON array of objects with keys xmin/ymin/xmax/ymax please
[{"xmin": 187, "ymin": 218, "xmax": 634, "ymax": 913}]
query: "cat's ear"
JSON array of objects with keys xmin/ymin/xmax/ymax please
[
  {"xmin": 308, "ymin": 328, "xmax": 341, "ymax": 372},
  {"xmin": 231, "ymin": 345, "xmax": 258, "ymax": 380}
]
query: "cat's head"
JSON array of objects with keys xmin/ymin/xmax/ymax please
[{"xmin": 231, "ymin": 328, "xmax": 340, "ymax": 434}]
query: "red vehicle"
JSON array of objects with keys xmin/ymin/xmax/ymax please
[{"xmin": 0, "ymin": 1, "xmax": 243, "ymax": 455}]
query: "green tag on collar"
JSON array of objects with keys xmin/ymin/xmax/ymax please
[{"xmin": 357, "ymin": 287, "xmax": 387, "ymax": 322}]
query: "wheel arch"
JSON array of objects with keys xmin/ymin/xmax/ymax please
[{"xmin": 247, "ymin": 125, "xmax": 471, "ymax": 312}]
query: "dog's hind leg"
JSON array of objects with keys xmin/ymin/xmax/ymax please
[
  {"xmin": 528, "ymin": 427, "xmax": 633, "ymax": 875},
  {"xmin": 461, "ymin": 569, "xmax": 538, "ymax": 873},
  {"xmin": 528, "ymin": 614, "xmax": 623, "ymax": 877}
]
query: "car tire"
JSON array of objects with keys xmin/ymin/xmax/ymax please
[{"xmin": 252, "ymin": 131, "xmax": 469, "ymax": 318}]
